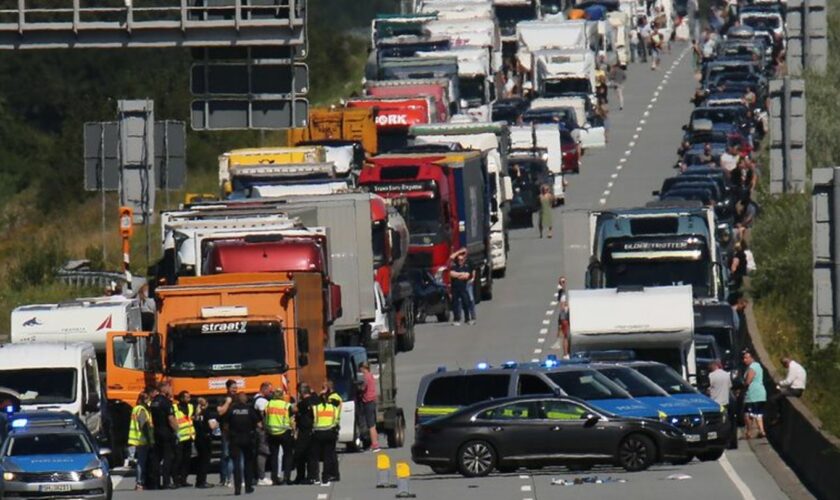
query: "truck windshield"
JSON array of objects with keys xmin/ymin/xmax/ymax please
[
  {"xmin": 546, "ymin": 370, "xmax": 630, "ymax": 400},
  {"xmin": 696, "ymin": 327, "xmax": 733, "ymax": 353},
  {"xmin": 597, "ymin": 367, "xmax": 670, "ymax": 398},
  {"xmin": 0, "ymin": 368, "xmax": 76, "ymax": 405},
  {"xmin": 459, "ymin": 76, "xmax": 487, "ymax": 105},
  {"xmin": 167, "ymin": 321, "xmax": 286, "ymax": 376},
  {"xmin": 6, "ymin": 433, "xmax": 92, "ymax": 456},
  {"xmin": 407, "ymin": 198, "xmax": 444, "ymax": 239},
  {"xmin": 634, "ymin": 364, "xmax": 697, "ymax": 395},
  {"xmin": 543, "ymin": 79, "xmax": 592, "ymax": 97},
  {"xmin": 601, "ymin": 239, "xmax": 712, "ymax": 297}
]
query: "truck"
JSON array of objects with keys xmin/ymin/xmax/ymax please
[
  {"xmin": 510, "ymin": 123, "xmax": 569, "ymax": 196},
  {"xmin": 105, "ymin": 272, "xmax": 329, "ymax": 462},
  {"xmin": 375, "ymin": 56, "xmax": 461, "ymax": 116},
  {"xmin": 586, "ymin": 201, "xmax": 728, "ymax": 303},
  {"xmin": 347, "ymin": 96, "xmax": 438, "ymax": 153},
  {"xmin": 516, "ymin": 19, "xmax": 592, "ymax": 74},
  {"xmin": 217, "ymin": 146, "xmax": 326, "ymax": 197},
  {"xmin": 416, "ymin": 47, "xmax": 498, "ymax": 122},
  {"xmin": 360, "ymin": 150, "xmax": 494, "ymax": 310},
  {"xmin": 0, "ymin": 342, "xmax": 104, "ymax": 442},
  {"xmin": 532, "ymin": 48, "xmax": 597, "ymax": 98},
  {"xmin": 365, "ymin": 79, "xmax": 453, "ymax": 125},
  {"xmin": 568, "ymin": 285, "xmax": 698, "ymax": 384},
  {"xmin": 286, "ymin": 106, "xmax": 378, "ymax": 156},
  {"xmin": 409, "ymin": 121, "xmax": 513, "ymax": 277},
  {"xmin": 493, "ymin": 0, "xmax": 541, "ymax": 56}
]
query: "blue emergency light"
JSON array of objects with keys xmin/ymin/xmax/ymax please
[
  {"xmin": 476, "ymin": 362, "xmax": 490, "ymax": 370},
  {"xmin": 502, "ymin": 361, "xmax": 518, "ymax": 369},
  {"xmin": 436, "ymin": 366, "xmax": 446, "ymax": 373},
  {"xmin": 4, "ymin": 405, "xmax": 14, "ymax": 414},
  {"xmin": 544, "ymin": 354, "xmax": 559, "ymax": 368},
  {"xmin": 11, "ymin": 418, "xmax": 27, "ymax": 428}
]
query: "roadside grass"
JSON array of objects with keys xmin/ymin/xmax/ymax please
[{"xmin": 749, "ymin": 0, "xmax": 840, "ymax": 438}]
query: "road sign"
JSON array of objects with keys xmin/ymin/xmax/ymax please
[
  {"xmin": 191, "ymin": 98, "xmax": 309, "ymax": 130},
  {"xmin": 191, "ymin": 62, "xmax": 308, "ymax": 96},
  {"xmin": 83, "ymin": 122, "xmax": 120, "ymax": 191},
  {"xmin": 119, "ymin": 206, "xmax": 134, "ymax": 238},
  {"xmin": 154, "ymin": 121, "xmax": 187, "ymax": 190}
]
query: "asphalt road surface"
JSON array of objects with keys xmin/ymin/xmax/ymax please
[{"xmin": 112, "ymin": 43, "xmax": 789, "ymax": 500}]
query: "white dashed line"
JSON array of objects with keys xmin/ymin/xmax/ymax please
[
  {"xmin": 651, "ymin": 97, "xmax": 657, "ymax": 103},
  {"xmin": 542, "ymin": 319, "xmax": 550, "ymax": 325},
  {"xmin": 628, "ymin": 141, "xmax": 635, "ymax": 148},
  {"xmin": 521, "ymin": 485, "xmax": 532, "ymax": 492},
  {"xmin": 599, "ymin": 198, "xmax": 607, "ymax": 204},
  {"xmin": 653, "ymin": 91, "xmax": 659, "ymax": 97},
  {"xmin": 534, "ymin": 348, "xmax": 543, "ymax": 354},
  {"xmin": 519, "ymin": 475, "xmax": 530, "ymax": 479},
  {"xmin": 611, "ymin": 173, "xmax": 618, "ymax": 178},
  {"xmin": 616, "ymin": 165, "xmax": 623, "ymax": 170},
  {"xmin": 545, "ymin": 310, "xmax": 553, "ymax": 316},
  {"xmin": 620, "ymin": 157, "xmax": 628, "ymax": 163},
  {"xmin": 537, "ymin": 338, "xmax": 546, "ymax": 343},
  {"xmin": 643, "ymin": 111, "xmax": 649, "ymax": 117},
  {"xmin": 624, "ymin": 150, "xmax": 632, "ymax": 155},
  {"xmin": 540, "ymin": 327, "xmax": 548, "ymax": 334},
  {"xmin": 640, "ymin": 119, "xmax": 646, "ymax": 124},
  {"xmin": 603, "ymin": 190, "xmax": 610, "ymax": 196},
  {"xmin": 531, "ymin": 358, "xmax": 540, "ymax": 363},
  {"xmin": 317, "ymin": 494, "xmax": 328, "ymax": 500},
  {"xmin": 607, "ymin": 181, "xmax": 614, "ymax": 188},
  {"xmin": 550, "ymin": 300, "xmax": 558, "ymax": 306}
]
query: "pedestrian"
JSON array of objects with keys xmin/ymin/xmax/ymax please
[
  {"xmin": 293, "ymin": 383, "xmax": 318, "ymax": 484},
  {"xmin": 629, "ymin": 26, "xmax": 639, "ymax": 63},
  {"xmin": 638, "ymin": 17, "xmax": 650, "ymax": 63},
  {"xmin": 608, "ymin": 63, "xmax": 626, "ymax": 110},
  {"xmin": 226, "ymin": 392, "xmax": 261, "ymax": 496},
  {"xmin": 732, "ymin": 156, "xmax": 756, "ymax": 206},
  {"xmin": 265, "ymin": 387, "xmax": 295, "ymax": 485},
  {"xmin": 252, "ymin": 382, "xmax": 274, "ymax": 486},
  {"xmin": 216, "ymin": 379, "xmax": 239, "ymax": 487},
  {"xmin": 699, "ymin": 143, "xmax": 714, "ymax": 167},
  {"xmin": 173, "ymin": 390, "xmax": 195, "ymax": 487},
  {"xmin": 777, "ymin": 356, "xmax": 807, "ymax": 397},
  {"xmin": 729, "ymin": 241, "xmax": 748, "ymax": 290},
  {"xmin": 742, "ymin": 350, "xmax": 767, "ymax": 439},
  {"xmin": 650, "ymin": 25, "xmax": 663, "ymax": 70},
  {"xmin": 137, "ymin": 283, "xmax": 156, "ymax": 331},
  {"xmin": 595, "ymin": 62, "xmax": 608, "ymax": 106},
  {"xmin": 707, "ymin": 360, "xmax": 732, "ymax": 407},
  {"xmin": 538, "ymin": 185, "xmax": 554, "ymax": 238},
  {"xmin": 720, "ymin": 143, "xmax": 740, "ymax": 178},
  {"xmin": 553, "ymin": 276, "xmax": 570, "ymax": 357},
  {"xmin": 193, "ymin": 397, "xmax": 215, "ymax": 489},
  {"xmin": 449, "ymin": 248, "xmax": 475, "ymax": 326},
  {"xmin": 358, "ymin": 361, "xmax": 381, "ymax": 452},
  {"xmin": 309, "ymin": 382, "xmax": 341, "ymax": 485},
  {"xmin": 149, "ymin": 380, "xmax": 179, "ymax": 490},
  {"xmin": 127, "ymin": 390, "xmax": 154, "ymax": 491}
]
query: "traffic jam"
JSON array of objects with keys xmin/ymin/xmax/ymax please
[{"xmin": 0, "ymin": 0, "xmax": 780, "ymax": 496}]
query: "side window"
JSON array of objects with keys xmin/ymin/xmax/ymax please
[
  {"xmin": 539, "ymin": 400, "xmax": 588, "ymax": 421},
  {"xmin": 423, "ymin": 376, "xmax": 466, "ymax": 406},
  {"xmin": 464, "ymin": 375, "xmax": 511, "ymax": 405},
  {"xmin": 518, "ymin": 374, "xmax": 553, "ymax": 396},
  {"xmin": 84, "ymin": 359, "xmax": 100, "ymax": 407},
  {"xmin": 478, "ymin": 401, "xmax": 537, "ymax": 421},
  {"xmin": 112, "ymin": 335, "xmax": 148, "ymax": 370}
]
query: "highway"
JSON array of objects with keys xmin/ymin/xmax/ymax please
[{"xmin": 112, "ymin": 43, "xmax": 789, "ymax": 500}]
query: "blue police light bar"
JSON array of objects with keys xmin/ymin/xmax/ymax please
[
  {"xmin": 502, "ymin": 360, "xmax": 518, "ymax": 369},
  {"xmin": 476, "ymin": 362, "xmax": 490, "ymax": 370},
  {"xmin": 11, "ymin": 419, "xmax": 27, "ymax": 428},
  {"xmin": 4, "ymin": 405, "xmax": 14, "ymax": 414}
]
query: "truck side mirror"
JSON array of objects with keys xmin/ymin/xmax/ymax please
[
  {"xmin": 148, "ymin": 334, "xmax": 163, "ymax": 373},
  {"xmin": 297, "ymin": 328, "xmax": 310, "ymax": 367}
]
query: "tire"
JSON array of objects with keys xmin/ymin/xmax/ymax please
[
  {"xmin": 493, "ymin": 267, "xmax": 507, "ymax": 279},
  {"xmin": 431, "ymin": 465, "xmax": 456, "ymax": 475},
  {"xmin": 397, "ymin": 323, "xmax": 415, "ymax": 352},
  {"xmin": 480, "ymin": 267, "xmax": 493, "ymax": 301},
  {"xmin": 385, "ymin": 411, "xmax": 405, "ymax": 449},
  {"xmin": 697, "ymin": 449, "xmax": 725, "ymax": 462},
  {"xmin": 436, "ymin": 309, "xmax": 450, "ymax": 323},
  {"xmin": 617, "ymin": 434, "xmax": 656, "ymax": 472},
  {"xmin": 457, "ymin": 440, "xmax": 497, "ymax": 477}
]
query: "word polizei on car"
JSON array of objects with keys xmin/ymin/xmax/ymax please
[{"xmin": 412, "ymin": 395, "xmax": 687, "ymax": 477}]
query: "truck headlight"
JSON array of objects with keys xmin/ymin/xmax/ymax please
[{"xmin": 3, "ymin": 471, "xmax": 15, "ymax": 481}]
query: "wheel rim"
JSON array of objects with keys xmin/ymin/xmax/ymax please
[
  {"xmin": 463, "ymin": 443, "xmax": 492, "ymax": 474},
  {"xmin": 620, "ymin": 438, "xmax": 648, "ymax": 469}
]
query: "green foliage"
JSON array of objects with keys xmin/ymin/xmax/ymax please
[{"xmin": 8, "ymin": 236, "xmax": 68, "ymax": 289}]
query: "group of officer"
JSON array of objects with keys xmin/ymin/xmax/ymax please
[{"xmin": 127, "ymin": 378, "xmax": 343, "ymax": 495}]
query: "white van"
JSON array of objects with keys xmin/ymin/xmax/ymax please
[{"xmin": 0, "ymin": 342, "xmax": 103, "ymax": 436}]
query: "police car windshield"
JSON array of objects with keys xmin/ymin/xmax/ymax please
[
  {"xmin": 0, "ymin": 368, "xmax": 76, "ymax": 405},
  {"xmin": 597, "ymin": 367, "xmax": 670, "ymax": 398},
  {"xmin": 167, "ymin": 321, "xmax": 286, "ymax": 376},
  {"xmin": 6, "ymin": 433, "xmax": 92, "ymax": 456},
  {"xmin": 546, "ymin": 370, "xmax": 631, "ymax": 400},
  {"xmin": 634, "ymin": 365, "xmax": 697, "ymax": 395}
]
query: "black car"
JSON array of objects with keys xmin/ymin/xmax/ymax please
[
  {"xmin": 411, "ymin": 395, "xmax": 687, "ymax": 477},
  {"xmin": 492, "ymin": 98, "xmax": 530, "ymax": 125}
]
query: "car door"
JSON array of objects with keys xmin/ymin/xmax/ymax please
[
  {"xmin": 473, "ymin": 401, "xmax": 541, "ymax": 461},
  {"xmin": 535, "ymin": 399, "xmax": 611, "ymax": 459}
]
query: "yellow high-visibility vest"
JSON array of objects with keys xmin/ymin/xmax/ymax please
[
  {"xmin": 127, "ymin": 405, "xmax": 154, "ymax": 446},
  {"xmin": 312, "ymin": 401, "xmax": 340, "ymax": 430},
  {"xmin": 265, "ymin": 399, "xmax": 292, "ymax": 436},
  {"xmin": 174, "ymin": 403, "xmax": 195, "ymax": 442}
]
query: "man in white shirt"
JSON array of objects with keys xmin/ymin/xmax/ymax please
[
  {"xmin": 719, "ymin": 143, "xmax": 739, "ymax": 176},
  {"xmin": 778, "ymin": 356, "xmax": 806, "ymax": 397},
  {"xmin": 707, "ymin": 360, "xmax": 732, "ymax": 407}
]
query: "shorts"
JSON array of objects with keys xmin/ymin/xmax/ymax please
[
  {"xmin": 744, "ymin": 402, "xmax": 765, "ymax": 417},
  {"xmin": 360, "ymin": 401, "xmax": 377, "ymax": 430}
]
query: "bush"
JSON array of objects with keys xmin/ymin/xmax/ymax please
[{"xmin": 8, "ymin": 237, "xmax": 67, "ymax": 289}]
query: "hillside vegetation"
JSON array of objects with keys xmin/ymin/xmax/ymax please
[{"xmin": 0, "ymin": 0, "xmax": 393, "ymax": 337}]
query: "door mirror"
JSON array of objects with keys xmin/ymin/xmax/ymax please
[
  {"xmin": 98, "ymin": 447, "xmax": 112, "ymax": 456},
  {"xmin": 584, "ymin": 414, "xmax": 600, "ymax": 427}
]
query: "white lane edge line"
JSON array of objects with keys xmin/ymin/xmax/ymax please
[
  {"xmin": 519, "ymin": 474, "xmax": 530, "ymax": 479},
  {"xmin": 719, "ymin": 452, "xmax": 757, "ymax": 500}
]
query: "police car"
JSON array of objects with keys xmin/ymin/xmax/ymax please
[{"xmin": 0, "ymin": 416, "xmax": 112, "ymax": 500}]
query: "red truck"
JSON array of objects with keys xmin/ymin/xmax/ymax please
[
  {"xmin": 359, "ymin": 150, "xmax": 493, "ymax": 322},
  {"xmin": 347, "ymin": 96, "xmax": 437, "ymax": 153},
  {"xmin": 364, "ymin": 79, "xmax": 453, "ymax": 125}
]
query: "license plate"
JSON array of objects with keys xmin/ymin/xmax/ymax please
[
  {"xmin": 708, "ymin": 432, "xmax": 718, "ymax": 440},
  {"xmin": 39, "ymin": 484, "xmax": 72, "ymax": 492},
  {"xmin": 685, "ymin": 434, "xmax": 701, "ymax": 442}
]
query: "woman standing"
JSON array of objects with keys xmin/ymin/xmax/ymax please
[
  {"xmin": 742, "ymin": 350, "xmax": 767, "ymax": 439},
  {"xmin": 538, "ymin": 185, "xmax": 555, "ymax": 239}
]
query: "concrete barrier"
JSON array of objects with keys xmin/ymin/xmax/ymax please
[{"xmin": 745, "ymin": 304, "xmax": 840, "ymax": 500}]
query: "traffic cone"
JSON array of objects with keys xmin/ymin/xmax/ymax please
[
  {"xmin": 376, "ymin": 453, "xmax": 395, "ymax": 488},
  {"xmin": 395, "ymin": 462, "xmax": 416, "ymax": 498}
]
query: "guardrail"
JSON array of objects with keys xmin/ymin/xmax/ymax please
[{"xmin": 55, "ymin": 269, "xmax": 128, "ymax": 290}]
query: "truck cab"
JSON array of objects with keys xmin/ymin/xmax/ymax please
[{"xmin": 0, "ymin": 343, "xmax": 103, "ymax": 441}]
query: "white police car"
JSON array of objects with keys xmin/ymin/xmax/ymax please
[{"xmin": 0, "ymin": 418, "xmax": 112, "ymax": 499}]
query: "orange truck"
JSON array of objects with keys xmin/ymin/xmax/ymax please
[
  {"xmin": 287, "ymin": 106, "xmax": 378, "ymax": 155},
  {"xmin": 105, "ymin": 272, "xmax": 327, "ymax": 462}
]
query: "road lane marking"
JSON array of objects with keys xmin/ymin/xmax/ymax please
[
  {"xmin": 632, "ymin": 134, "xmax": 639, "ymax": 139},
  {"xmin": 636, "ymin": 126, "xmax": 643, "ymax": 131},
  {"xmin": 519, "ymin": 475, "xmax": 530, "ymax": 479},
  {"xmin": 550, "ymin": 300, "xmax": 558, "ymax": 305},
  {"xmin": 603, "ymin": 190, "xmax": 610, "ymax": 196},
  {"xmin": 599, "ymin": 198, "xmax": 607, "ymax": 204},
  {"xmin": 640, "ymin": 119, "xmax": 646, "ymax": 124},
  {"xmin": 620, "ymin": 157, "xmax": 628, "ymax": 162},
  {"xmin": 537, "ymin": 338, "xmax": 546, "ymax": 343},
  {"xmin": 540, "ymin": 328, "xmax": 548, "ymax": 334},
  {"xmin": 611, "ymin": 173, "xmax": 618, "ymax": 178},
  {"xmin": 607, "ymin": 181, "xmax": 614, "ymax": 188},
  {"xmin": 643, "ymin": 111, "xmax": 649, "ymax": 117},
  {"xmin": 531, "ymin": 358, "xmax": 540, "ymax": 362},
  {"xmin": 651, "ymin": 97, "xmax": 657, "ymax": 103},
  {"xmin": 534, "ymin": 348, "xmax": 543, "ymax": 354},
  {"xmin": 616, "ymin": 165, "xmax": 623, "ymax": 170},
  {"xmin": 545, "ymin": 310, "xmax": 554, "ymax": 316},
  {"xmin": 542, "ymin": 319, "xmax": 550, "ymax": 325},
  {"xmin": 720, "ymin": 452, "xmax": 757, "ymax": 500},
  {"xmin": 521, "ymin": 485, "xmax": 532, "ymax": 492},
  {"xmin": 628, "ymin": 141, "xmax": 635, "ymax": 147},
  {"xmin": 317, "ymin": 494, "xmax": 329, "ymax": 500},
  {"xmin": 624, "ymin": 150, "xmax": 632, "ymax": 155}
]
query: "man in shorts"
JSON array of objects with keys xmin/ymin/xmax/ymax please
[
  {"xmin": 742, "ymin": 350, "xmax": 767, "ymax": 439},
  {"xmin": 554, "ymin": 276, "xmax": 570, "ymax": 357},
  {"xmin": 358, "ymin": 362, "xmax": 381, "ymax": 452}
]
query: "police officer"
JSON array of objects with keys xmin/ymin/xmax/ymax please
[
  {"xmin": 192, "ymin": 398, "xmax": 215, "ymax": 489},
  {"xmin": 149, "ymin": 381, "xmax": 179, "ymax": 489},
  {"xmin": 128, "ymin": 391, "xmax": 154, "ymax": 491},
  {"xmin": 309, "ymin": 382, "xmax": 341, "ymax": 485},
  {"xmin": 226, "ymin": 392, "xmax": 261, "ymax": 495},
  {"xmin": 173, "ymin": 391, "xmax": 195, "ymax": 487},
  {"xmin": 265, "ymin": 387, "xmax": 295, "ymax": 485},
  {"xmin": 293, "ymin": 383, "xmax": 318, "ymax": 484}
]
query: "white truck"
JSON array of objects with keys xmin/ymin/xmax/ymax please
[
  {"xmin": 516, "ymin": 19, "xmax": 593, "ymax": 73},
  {"xmin": 509, "ymin": 123, "xmax": 566, "ymax": 201},
  {"xmin": 0, "ymin": 342, "xmax": 105, "ymax": 438},
  {"xmin": 529, "ymin": 97, "xmax": 607, "ymax": 148},
  {"xmin": 417, "ymin": 48, "xmax": 497, "ymax": 123},
  {"xmin": 409, "ymin": 121, "xmax": 514, "ymax": 277},
  {"xmin": 533, "ymin": 48, "xmax": 596, "ymax": 98},
  {"xmin": 568, "ymin": 285, "xmax": 698, "ymax": 384}
]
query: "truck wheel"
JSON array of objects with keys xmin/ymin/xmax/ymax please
[
  {"xmin": 397, "ymin": 320, "xmax": 415, "ymax": 352},
  {"xmin": 492, "ymin": 267, "xmax": 506, "ymax": 279},
  {"xmin": 386, "ymin": 410, "xmax": 406, "ymax": 448},
  {"xmin": 481, "ymin": 267, "xmax": 493, "ymax": 301}
]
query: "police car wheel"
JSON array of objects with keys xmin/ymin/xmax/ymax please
[{"xmin": 458, "ymin": 440, "xmax": 496, "ymax": 477}]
